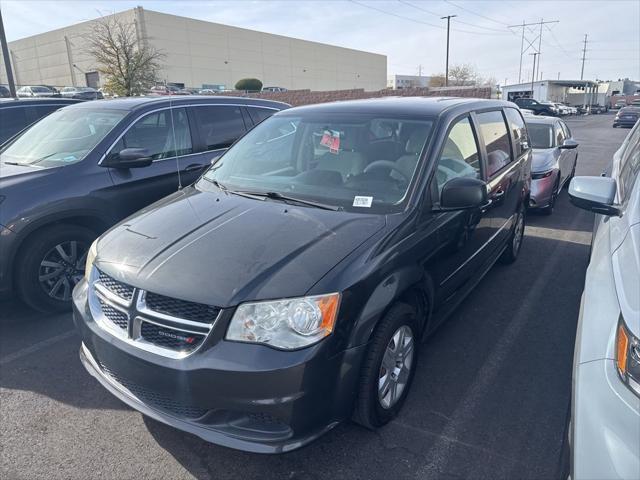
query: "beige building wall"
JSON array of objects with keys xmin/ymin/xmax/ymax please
[{"xmin": 1, "ymin": 7, "xmax": 386, "ymax": 91}]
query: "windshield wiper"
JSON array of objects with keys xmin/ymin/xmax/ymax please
[{"xmin": 236, "ymin": 191, "xmax": 343, "ymax": 211}]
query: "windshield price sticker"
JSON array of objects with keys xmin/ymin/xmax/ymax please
[
  {"xmin": 320, "ymin": 130, "xmax": 341, "ymax": 154},
  {"xmin": 353, "ymin": 196, "xmax": 373, "ymax": 208}
]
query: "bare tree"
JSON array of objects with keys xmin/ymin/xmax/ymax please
[
  {"xmin": 448, "ymin": 64, "xmax": 478, "ymax": 86},
  {"xmin": 85, "ymin": 14, "xmax": 164, "ymax": 96},
  {"xmin": 428, "ymin": 74, "xmax": 446, "ymax": 87}
]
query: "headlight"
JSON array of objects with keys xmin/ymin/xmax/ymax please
[
  {"xmin": 85, "ymin": 239, "xmax": 98, "ymax": 278},
  {"xmin": 226, "ymin": 293, "xmax": 341, "ymax": 350},
  {"xmin": 615, "ymin": 316, "xmax": 640, "ymax": 397},
  {"xmin": 532, "ymin": 170, "xmax": 553, "ymax": 180}
]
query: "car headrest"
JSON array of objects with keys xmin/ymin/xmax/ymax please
[{"xmin": 405, "ymin": 130, "xmax": 427, "ymax": 155}]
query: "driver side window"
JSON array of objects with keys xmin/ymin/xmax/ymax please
[{"xmin": 434, "ymin": 116, "xmax": 481, "ymax": 195}]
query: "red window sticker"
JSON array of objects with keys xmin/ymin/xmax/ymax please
[{"xmin": 320, "ymin": 130, "xmax": 341, "ymax": 154}]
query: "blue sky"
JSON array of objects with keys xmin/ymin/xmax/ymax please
[{"xmin": 2, "ymin": 0, "xmax": 639, "ymax": 85}]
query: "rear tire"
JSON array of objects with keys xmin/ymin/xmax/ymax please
[
  {"xmin": 499, "ymin": 204, "xmax": 525, "ymax": 264},
  {"xmin": 16, "ymin": 224, "xmax": 96, "ymax": 312},
  {"xmin": 352, "ymin": 303, "xmax": 419, "ymax": 429}
]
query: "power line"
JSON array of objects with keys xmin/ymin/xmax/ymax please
[
  {"xmin": 444, "ymin": 0, "xmax": 511, "ymax": 26},
  {"xmin": 349, "ymin": 0, "xmax": 511, "ymax": 36},
  {"xmin": 398, "ymin": 1, "xmax": 509, "ymax": 33},
  {"xmin": 508, "ymin": 19, "xmax": 559, "ymax": 83}
]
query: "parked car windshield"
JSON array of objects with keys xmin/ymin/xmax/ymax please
[
  {"xmin": 200, "ymin": 113, "xmax": 434, "ymax": 213},
  {"xmin": 0, "ymin": 107, "xmax": 126, "ymax": 167},
  {"xmin": 526, "ymin": 123, "xmax": 554, "ymax": 148}
]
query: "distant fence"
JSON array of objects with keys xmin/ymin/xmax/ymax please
[{"xmin": 212, "ymin": 86, "xmax": 492, "ymax": 106}]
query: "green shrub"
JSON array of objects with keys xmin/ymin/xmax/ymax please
[{"xmin": 235, "ymin": 78, "xmax": 263, "ymax": 92}]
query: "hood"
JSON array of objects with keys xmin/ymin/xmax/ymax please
[
  {"xmin": 531, "ymin": 148, "xmax": 558, "ymax": 173},
  {"xmin": 96, "ymin": 185, "xmax": 386, "ymax": 307},
  {"xmin": 0, "ymin": 161, "xmax": 60, "ymax": 188}
]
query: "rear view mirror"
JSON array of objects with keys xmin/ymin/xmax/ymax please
[
  {"xmin": 568, "ymin": 176, "xmax": 621, "ymax": 216},
  {"xmin": 102, "ymin": 148, "xmax": 153, "ymax": 168},
  {"xmin": 560, "ymin": 139, "xmax": 579, "ymax": 149},
  {"xmin": 439, "ymin": 177, "xmax": 488, "ymax": 210}
]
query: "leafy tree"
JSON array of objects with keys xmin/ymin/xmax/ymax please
[
  {"xmin": 85, "ymin": 14, "xmax": 164, "ymax": 96},
  {"xmin": 235, "ymin": 78, "xmax": 263, "ymax": 92}
]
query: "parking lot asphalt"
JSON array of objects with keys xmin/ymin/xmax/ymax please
[{"xmin": 0, "ymin": 113, "xmax": 631, "ymax": 480}]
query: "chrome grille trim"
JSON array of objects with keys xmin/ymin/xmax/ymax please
[{"xmin": 88, "ymin": 267, "xmax": 221, "ymax": 359}]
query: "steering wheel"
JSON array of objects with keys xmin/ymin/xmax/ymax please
[{"xmin": 363, "ymin": 160, "xmax": 410, "ymax": 182}]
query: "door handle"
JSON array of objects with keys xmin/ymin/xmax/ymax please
[
  {"xmin": 184, "ymin": 163, "xmax": 205, "ymax": 172},
  {"xmin": 492, "ymin": 189, "xmax": 505, "ymax": 199}
]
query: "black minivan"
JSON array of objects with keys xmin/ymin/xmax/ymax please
[
  {"xmin": 0, "ymin": 96, "xmax": 288, "ymax": 311},
  {"xmin": 73, "ymin": 97, "xmax": 532, "ymax": 453}
]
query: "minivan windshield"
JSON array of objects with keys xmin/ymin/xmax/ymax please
[
  {"xmin": 0, "ymin": 108, "xmax": 126, "ymax": 167},
  {"xmin": 526, "ymin": 123, "xmax": 554, "ymax": 149},
  {"xmin": 200, "ymin": 113, "xmax": 434, "ymax": 213}
]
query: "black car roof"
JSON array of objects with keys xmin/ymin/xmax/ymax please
[
  {"xmin": 0, "ymin": 98, "xmax": 83, "ymax": 107},
  {"xmin": 276, "ymin": 96, "xmax": 513, "ymax": 117},
  {"xmin": 65, "ymin": 95, "xmax": 289, "ymax": 112}
]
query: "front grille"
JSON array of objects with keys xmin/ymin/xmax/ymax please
[
  {"xmin": 145, "ymin": 292, "xmax": 219, "ymax": 323},
  {"xmin": 99, "ymin": 299, "xmax": 128, "ymax": 330},
  {"xmin": 140, "ymin": 322, "xmax": 204, "ymax": 352},
  {"xmin": 99, "ymin": 362, "xmax": 208, "ymax": 419},
  {"xmin": 98, "ymin": 270, "xmax": 134, "ymax": 301}
]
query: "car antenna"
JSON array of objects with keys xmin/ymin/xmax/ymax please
[{"xmin": 168, "ymin": 95, "xmax": 183, "ymax": 190}]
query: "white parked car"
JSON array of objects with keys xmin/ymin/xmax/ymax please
[{"xmin": 568, "ymin": 121, "xmax": 640, "ymax": 479}]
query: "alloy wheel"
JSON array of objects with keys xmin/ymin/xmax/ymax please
[
  {"xmin": 38, "ymin": 241, "xmax": 88, "ymax": 301},
  {"xmin": 378, "ymin": 325, "xmax": 414, "ymax": 409}
]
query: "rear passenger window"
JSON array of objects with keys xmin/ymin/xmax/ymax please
[
  {"xmin": 247, "ymin": 107, "xmax": 277, "ymax": 125},
  {"xmin": 476, "ymin": 110, "xmax": 512, "ymax": 177},
  {"xmin": 434, "ymin": 116, "xmax": 481, "ymax": 194},
  {"xmin": 194, "ymin": 106, "xmax": 246, "ymax": 151},
  {"xmin": 504, "ymin": 108, "xmax": 529, "ymax": 156}
]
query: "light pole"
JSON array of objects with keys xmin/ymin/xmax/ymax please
[
  {"xmin": 441, "ymin": 15, "xmax": 457, "ymax": 87},
  {"xmin": 0, "ymin": 8, "xmax": 16, "ymax": 97},
  {"xmin": 530, "ymin": 52, "xmax": 539, "ymax": 99}
]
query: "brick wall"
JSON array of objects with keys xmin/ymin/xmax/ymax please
[{"xmin": 212, "ymin": 86, "xmax": 491, "ymax": 107}]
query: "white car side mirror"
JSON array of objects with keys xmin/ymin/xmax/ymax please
[{"xmin": 568, "ymin": 176, "xmax": 621, "ymax": 216}]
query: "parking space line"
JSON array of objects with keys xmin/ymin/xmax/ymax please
[
  {"xmin": 0, "ymin": 330, "xmax": 76, "ymax": 366},
  {"xmin": 415, "ymin": 212, "xmax": 587, "ymax": 477}
]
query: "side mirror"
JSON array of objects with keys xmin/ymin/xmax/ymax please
[
  {"xmin": 560, "ymin": 139, "xmax": 579, "ymax": 149},
  {"xmin": 102, "ymin": 148, "xmax": 153, "ymax": 168},
  {"xmin": 440, "ymin": 177, "xmax": 488, "ymax": 210},
  {"xmin": 568, "ymin": 176, "xmax": 621, "ymax": 216}
]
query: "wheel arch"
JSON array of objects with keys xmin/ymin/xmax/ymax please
[
  {"xmin": 347, "ymin": 267, "xmax": 435, "ymax": 349},
  {"xmin": 10, "ymin": 212, "xmax": 111, "ymax": 288}
]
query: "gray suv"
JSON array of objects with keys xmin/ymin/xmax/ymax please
[{"xmin": 0, "ymin": 96, "xmax": 288, "ymax": 311}]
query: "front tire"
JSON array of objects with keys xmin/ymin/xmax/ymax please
[
  {"xmin": 499, "ymin": 204, "xmax": 525, "ymax": 264},
  {"xmin": 353, "ymin": 303, "xmax": 419, "ymax": 429},
  {"xmin": 16, "ymin": 224, "xmax": 96, "ymax": 312}
]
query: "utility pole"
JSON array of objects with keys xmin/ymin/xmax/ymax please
[
  {"xmin": 508, "ymin": 19, "xmax": 559, "ymax": 86},
  {"xmin": 0, "ymin": 8, "xmax": 16, "ymax": 98},
  {"xmin": 580, "ymin": 34, "xmax": 588, "ymax": 80},
  {"xmin": 441, "ymin": 15, "xmax": 457, "ymax": 87},
  {"xmin": 417, "ymin": 64, "xmax": 422, "ymax": 77},
  {"xmin": 530, "ymin": 52, "xmax": 539, "ymax": 99}
]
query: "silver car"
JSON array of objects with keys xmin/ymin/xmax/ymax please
[
  {"xmin": 525, "ymin": 116, "xmax": 579, "ymax": 214},
  {"xmin": 568, "ymin": 121, "xmax": 640, "ymax": 479}
]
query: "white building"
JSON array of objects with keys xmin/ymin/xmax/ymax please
[
  {"xmin": 501, "ymin": 79, "xmax": 603, "ymax": 106},
  {"xmin": 387, "ymin": 74, "xmax": 430, "ymax": 90},
  {"xmin": 1, "ymin": 7, "xmax": 387, "ymax": 91}
]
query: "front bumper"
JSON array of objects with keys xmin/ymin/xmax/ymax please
[
  {"xmin": 572, "ymin": 359, "xmax": 640, "ymax": 479},
  {"xmin": 529, "ymin": 172, "xmax": 558, "ymax": 209},
  {"xmin": 73, "ymin": 281, "xmax": 367, "ymax": 453}
]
